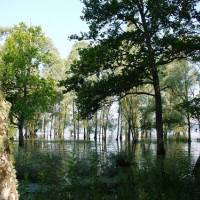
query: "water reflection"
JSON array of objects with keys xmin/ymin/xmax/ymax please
[
  {"xmin": 18, "ymin": 135, "xmax": 200, "ymax": 166},
  {"xmin": 13, "ymin": 136, "xmax": 200, "ymax": 200}
]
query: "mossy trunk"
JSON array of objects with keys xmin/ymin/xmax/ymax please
[{"xmin": 0, "ymin": 96, "xmax": 19, "ymax": 199}]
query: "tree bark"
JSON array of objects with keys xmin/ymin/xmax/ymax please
[
  {"xmin": 58, "ymin": 104, "xmax": 62, "ymax": 138},
  {"xmin": 103, "ymin": 107, "xmax": 109, "ymax": 141},
  {"xmin": 145, "ymin": 40, "xmax": 165, "ymax": 154},
  {"xmin": 153, "ymin": 66, "xmax": 165, "ymax": 156},
  {"xmin": 84, "ymin": 122, "xmax": 86, "ymax": 140},
  {"xmin": 138, "ymin": 4, "xmax": 165, "ymax": 155},
  {"xmin": 120, "ymin": 106, "xmax": 123, "ymax": 141},
  {"xmin": 99, "ymin": 110, "xmax": 103, "ymax": 141},
  {"xmin": 102, "ymin": 108, "xmax": 105, "ymax": 141},
  {"xmin": 43, "ymin": 115, "xmax": 46, "ymax": 138},
  {"xmin": 77, "ymin": 109, "xmax": 80, "ymax": 140},
  {"xmin": 24, "ymin": 125, "xmax": 28, "ymax": 139},
  {"xmin": 187, "ymin": 113, "xmax": 191, "ymax": 143},
  {"xmin": 0, "ymin": 99, "xmax": 19, "ymax": 199},
  {"xmin": 63, "ymin": 104, "xmax": 67, "ymax": 139},
  {"xmin": 73, "ymin": 100, "xmax": 76, "ymax": 140},
  {"xmin": 154, "ymin": 84, "xmax": 165, "ymax": 155},
  {"xmin": 94, "ymin": 112, "xmax": 98, "ymax": 141},
  {"xmin": 116, "ymin": 101, "xmax": 121, "ymax": 141},
  {"xmin": 50, "ymin": 115, "xmax": 53, "ymax": 138},
  {"xmin": 18, "ymin": 118, "xmax": 24, "ymax": 147}
]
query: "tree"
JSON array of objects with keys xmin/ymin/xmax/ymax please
[
  {"xmin": 121, "ymin": 95, "xmax": 140, "ymax": 142},
  {"xmin": 139, "ymin": 95, "xmax": 154, "ymax": 138},
  {"xmin": 0, "ymin": 23, "xmax": 58, "ymax": 146},
  {"xmin": 181, "ymin": 97, "xmax": 200, "ymax": 132},
  {"xmin": 62, "ymin": 0, "xmax": 200, "ymax": 155},
  {"xmin": 163, "ymin": 60, "xmax": 198, "ymax": 141}
]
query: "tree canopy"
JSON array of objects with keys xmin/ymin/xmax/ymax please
[
  {"xmin": 62, "ymin": 0, "xmax": 200, "ymax": 155},
  {"xmin": 64, "ymin": 0, "xmax": 200, "ymax": 114},
  {"xmin": 0, "ymin": 23, "xmax": 58, "ymax": 146}
]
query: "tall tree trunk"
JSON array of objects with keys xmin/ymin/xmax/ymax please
[
  {"xmin": 24, "ymin": 125, "xmax": 28, "ymax": 139},
  {"xmin": 102, "ymin": 108, "xmax": 105, "ymax": 141},
  {"xmin": 58, "ymin": 104, "xmax": 62, "ymax": 138},
  {"xmin": 187, "ymin": 113, "xmax": 191, "ymax": 143},
  {"xmin": 131, "ymin": 126, "xmax": 135, "ymax": 142},
  {"xmin": 140, "ymin": 8, "xmax": 165, "ymax": 155},
  {"xmin": 63, "ymin": 107, "xmax": 67, "ymax": 140},
  {"xmin": 153, "ymin": 66, "xmax": 165, "ymax": 156},
  {"xmin": 43, "ymin": 115, "xmax": 46, "ymax": 138},
  {"xmin": 137, "ymin": 2, "xmax": 165, "ymax": 155},
  {"xmin": 145, "ymin": 129, "xmax": 148, "ymax": 138},
  {"xmin": 18, "ymin": 118, "xmax": 24, "ymax": 147},
  {"xmin": 124, "ymin": 121, "xmax": 128, "ymax": 151},
  {"xmin": 73, "ymin": 100, "xmax": 76, "ymax": 140},
  {"xmin": 183, "ymin": 64, "xmax": 191, "ymax": 143},
  {"xmin": 50, "ymin": 115, "xmax": 53, "ymax": 138},
  {"xmin": 120, "ymin": 105, "xmax": 123, "ymax": 141},
  {"xmin": 116, "ymin": 101, "xmax": 121, "ymax": 141},
  {"xmin": 103, "ymin": 107, "xmax": 110, "ymax": 141},
  {"xmin": 99, "ymin": 110, "xmax": 103, "ymax": 142},
  {"xmin": 127, "ymin": 118, "xmax": 131, "ymax": 152},
  {"xmin": 86, "ymin": 119, "xmax": 89, "ymax": 140},
  {"xmin": 77, "ymin": 109, "xmax": 80, "ymax": 140},
  {"xmin": 94, "ymin": 112, "xmax": 98, "ymax": 141},
  {"xmin": 84, "ymin": 122, "xmax": 86, "ymax": 140}
]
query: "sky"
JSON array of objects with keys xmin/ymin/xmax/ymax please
[{"xmin": 0, "ymin": 0, "xmax": 89, "ymax": 58}]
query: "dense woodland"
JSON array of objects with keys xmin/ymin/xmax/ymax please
[
  {"xmin": 0, "ymin": 0, "xmax": 199, "ymax": 153},
  {"xmin": 0, "ymin": 0, "xmax": 200, "ymax": 199}
]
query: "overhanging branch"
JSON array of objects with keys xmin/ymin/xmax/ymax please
[{"xmin": 120, "ymin": 91, "xmax": 155, "ymax": 100}]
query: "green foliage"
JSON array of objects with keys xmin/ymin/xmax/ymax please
[
  {"xmin": 0, "ymin": 23, "xmax": 58, "ymax": 125},
  {"xmin": 44, "ymin": 38, "xmax": 66, "ymax": 81},
  {"xmin": 7, "ymin": 126, "xmax": 17, "ymax": 138},
  {"xmin": 63, "ymin": 0, "xmax": 200, "ymax": 118},
  {"xmin": 163, "ymin": 109, "xmax": 185, "ymax": 131},
  {"xmin": 15, "ymin": 150, "xmax": 68, "ymax": 184},
  {"xmin": 139, "ymin": 95, "xmax": 155, "ymax": 130},
  {"xmin": 161, "ymin": 60, "xmax": 198, "ymax": 131},
  {"xmin": 180, "ymin": 97, "xmax": 200, "ymax": 120}
]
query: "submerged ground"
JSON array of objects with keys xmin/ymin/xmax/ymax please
[{"xmin": 12, "ymin": 135, "xmax": 200, "ymax": 200}]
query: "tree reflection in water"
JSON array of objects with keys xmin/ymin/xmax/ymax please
[{"xmin": 14, "ymin": 138, "xmax": 200, "ymax": 200}]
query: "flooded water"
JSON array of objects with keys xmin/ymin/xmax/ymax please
[{"xmin": 13, "ymin": 135, "xmax": 200, "ymax": 200}]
